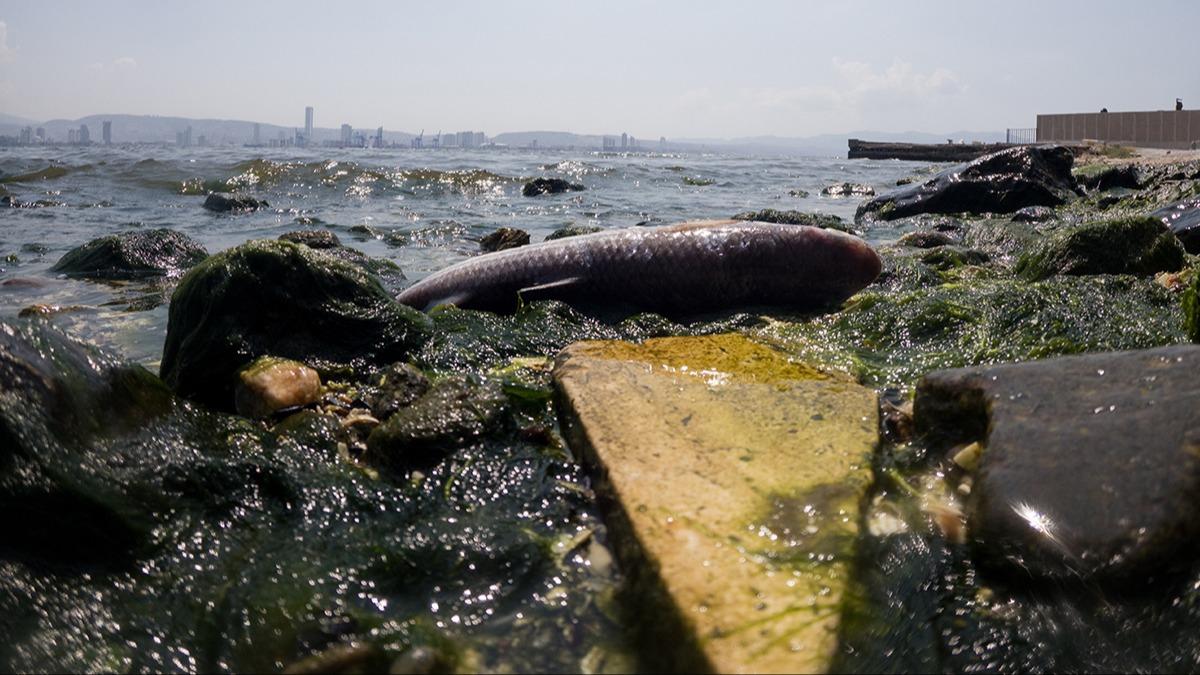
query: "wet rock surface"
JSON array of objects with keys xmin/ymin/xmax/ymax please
[
  {"xmin": 822, "ymin": 182, "xmax": 875, "ymax": 197},
  {"xmin": 554, "ymin": 334, "xmax": 876, "ymax": 673},
  {"xmin": 731, "ymin": 208, "xmax": 848, "ymax": 230},
  {"xmin": 521, "ymin": 177, "xmax": 584, "ymax": 196},
  {"xmin": 1016, "ymin": 216, "xmax": 1185, "ymax": 280},
  {"xmin": 202, "ymin": 191, "xmax": 268, "ymax": 213},
  {"xmin": 160, "ymin": 239, "xmax": 432, "ymax": 410},
  {"xmin": 479, "ymin": 227, "xmax": 530, "ymax": 252},
  {"xmin": 279, "ymin": 229, "xmax": 342, "ymax": 249},
  {"xmin": 914, "ymin": 345, "xmax": 1200, "ymax": 581},
  {"xmin": 364, "ymin": 376, "xmax": 509, "ymax": 472},
  {"xmin": 857, "ymin": 145, "xmax": 1080, "ymax": 222},
  {"xmin": 360, "ymin": 362, "xmax": 431, "ymax": 421},
  {"xmin": 543, "ymin": 224, "xmax": 603, "ymax": 241},
  {"xmin": 1079, "ymin": 163, "xmax": 1142, "ymax": 192},
  {"xmin": 1153, "ymin": 197, "xmax": 1200, "ymax": 253},
  {"xmin": 51, "ymin": 228, "xmax": 208, "ymax": 280}
]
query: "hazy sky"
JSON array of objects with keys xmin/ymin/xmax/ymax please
[{"xmin": 1, "ymin": 0, "xmax": 1197, "ymax": 138}]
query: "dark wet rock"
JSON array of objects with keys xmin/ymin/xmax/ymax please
[
  {"xmin": 271, "ymin": 410, "xmax": 346, "ymax": 459},
  {"xmin": 1015, "ymin": 216, "xmax": 1185, "ymax": 281},
  {"xmin": 0, "ymin": 319, "xmax": 174, "ymax": 565},
  {"xmin": 363, "ymin": 376, "xmax": 509, "ymax": 472},
  {"xmin": 480, "ymin": 227, "xmax": 530, "ymax": 252},
  {"xmin": 730, "ymin": 208, "xmax": 848, "ymax": 231},
  {"xmin": 311, "ymin": 244, "xmax": 406, "ymax": 289},
  {"xmin": 51, "ymin": 228, "xmax": 208, "ymax": 280},
  {"xmin": 788, "ymin": 189, "xmax": 811, "ymax": 197},
  {"xmin": 961, "ymin": 219, "xmax": 1040, "ymax": 261},
  {"xmin": 1153, "ymin": 197, "xmax": 1200, "ymax": 254},
  {"xmin": 347, "ymin": 224, "xmax": 384, "ymax": 238},
  {"xmin": 544, "ymin": 224, "xmax": 603, "ymax": 241},
  {"xmin": 897, "ymin": 231, "xmax": 959, "ymax": 248},
  {"xmin": 279, "ymin": 229, "xmax": 342, "ymax": 249},
  {"xmin": 1012, "ymin": 205, "xmax": 1056, "ymax": 222},
  {"xmin": 0, "ymin": 196, "xmax": 64, "ymax": 208},
  {"xmin": 856, "ymin": 146, "xmax": 1080, "ymax": 222},
  {"xmin": 360, "ymin": 362, "xmax": 430, "ymax": 421},
  {"xmin": 1078, "ymin": 164, "xmax": 1142, "ymax": 192},
  {"xmin": 203, "ymin": 191, "xmax": 269, "ymax": 213},
  {"xmin": 283, "ymin": 642, "xmax": 390, "ymax": 675},
  {"xmin": 832, "ymin": 183, "xmax": 876, "ymax": 197},
  {"xmin": 21, "ymin": 242, "xmax": 49, "ymax": 256},
  {"xmin": 160, "ymin": 239, "xmax": 433, "ymax": 411},
  {"xmin": 914, "ymin": 344, "xmax": 1200, "ymax": 582},
  {"xmin": 234, "ymin": 356, "xmax": 322, "ymax": 419},
  {"xmin": 822, "ymin": 183, "xmax": 875, "ymax": 197},
  {"xmin": 521, "ymin": 178, "xmax": 584, "ymax": 197}
]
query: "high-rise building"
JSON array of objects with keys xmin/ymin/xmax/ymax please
[
  {"xmin": 102, "ymin": 121, "xmax": 112, "ymax": 145},
  {"xmin": 473, "ymin": 131, "xmax": 486, "ymax": 147},
  {"xmin": 19, "ymin": 127, "xmax": 32, "ymax": 145},
  {"xmin": 78, "ymin": 125, "xmax": 91, "ymax": 144},
  {"xmin": 305, "ymin": 106, "xmax": 314, "ymax": 145},
  {"xmin": 341, "ymin": 124, "xmax": 353, "ymax": 146},
  {"xmin": 35, "ymin": 128, "xmax": 45, "ymax": 141},
  {"xmin": 621, "ymin": 132, "xmax": 628, "ymax": 149},
  {"xmin": 68, "ymin": 129, "xmax": 78, "ymax": 144},
  {"xmin": 176, "ymin": 126, "xmax": 192, "ymax": 147},
  {"xmin": 375, "ymin": 127, "xmax": 384, "ymax": 148},
  {"xmin": 458, "ymin": 131, "xmax": 475, "ymax": 148}
]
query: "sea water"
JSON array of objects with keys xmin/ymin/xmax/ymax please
[{"xmin": 0, "ymin": 145, "xmax": 929, "ymax": 366}]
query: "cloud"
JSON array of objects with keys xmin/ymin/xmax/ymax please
[
  {"xmin": 85, "ymin": 56, "xmax": 138, "ymax": 72},
  {"xmin": 832, "ymin": 58, "xmax": 964, "ymax": 98},
  {"xmin": 0, "ymin": 21, "xmax": 14, "ymax": 64}
]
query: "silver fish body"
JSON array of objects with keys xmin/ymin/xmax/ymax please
[{"xmin": 396, "ymin": 220, "xmax": 882, "ymax": 316}]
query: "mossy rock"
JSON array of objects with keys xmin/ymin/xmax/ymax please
[
  {"xmin": 160, "ymin": 239, "xmax": 432, "ymax": 411},
  {"xmin": 1015, "ymin": 216, "xmax": 1185, "ymax": 281},
  {"xmin": 51, "ymin": 228, "xmax": 208, "ymax": 280}
]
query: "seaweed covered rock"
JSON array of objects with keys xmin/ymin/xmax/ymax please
[
  {"xmin": 160, "ymin": 239, "xmax": 432, "ymax": 410},
  {"xmin": 1016, "ymin": 216, "xmax": 1185, "ymax": 281},
  {"xmin": 897, "ymin": 230, "xmax": 959, "ymax": 248},
  {"xmin": 915, "ymin": 345, "xmax": 1200, "ymax": 582},
  {"xmin": 521, "ymin": 178, "xmax": 584, "ymax": 196},
  {"xmin": 731, "ymin": 208, "xmax": 847, "ymax": 230},
  {"xmin": 479, "ymin": 227, "xmax": 530, "ymax": 252},
  {"xmin": 0, "ymin": 319, "xmax": 174, "ymax": 565},
  {"xmin": 1153, "ymin": 197, "xmax": 1200, "ymax": 253},
  {"xmin": 755, "ymin": 275, "xmax": 1186, "ymax": 388},
  {"xmin": 203, "ymin": 191, "xmax": 268, "ymax": 213},
  {"xmin": 544, "ymin": 224, "xmax": 603, "ymax": 241},
  {"xmin": 279, "ymin": 229, "xmax": 342, "ymax": 249},
  {"xmin": 360, "ymin": 362, "xmax": 430, "ymax": 421},
  {"xmin": 363, "ymin": 376, "xmax": 509, "ymax": 472},
  {"xmin": 51, "ymin": 228, "xmax": 208, "ymax": 280},
  {"xmin": 857, "ymin": 146, "xmax": 1079, "ymax": 222}
]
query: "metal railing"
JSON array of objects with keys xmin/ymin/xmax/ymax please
[{"xmin": 1006, "ymin": 128, "xmax": 1036, "ymax": 144}]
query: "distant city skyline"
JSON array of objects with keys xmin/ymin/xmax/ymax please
[{"xmin": 1, "ymin": 1, "xmax": 1197, "ymax": 139}]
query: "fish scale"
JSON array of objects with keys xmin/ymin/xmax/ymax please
[{"xmin": 396, "ymin": 220, "xmax": 881, "ymax": 318}]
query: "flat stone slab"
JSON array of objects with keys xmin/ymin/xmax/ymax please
[
  {"xmin": 553, "ymin": 334, "xmax": 877, "ymax": 673},
  {"xmin": 915, "ymin": 344, "xmax": 1200, "ymax": 582}
]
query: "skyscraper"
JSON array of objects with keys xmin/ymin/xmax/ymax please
[
  {"xmin": 78, "ymin": 125, "xmax": 91, "ymax": 144},
  {"xmin": 375, "ymin": 127, "xmax": 384, "ymax": 148},
  {"xmin": 621, "ymin": 132, "xmax": 628, "ymax": 149},
  {"xmin": 102, "ymin": 121, "xmax": 112, "ymax": 145},
  {"xmin": 305, "ymin": 106, "xmax": 314, "ymax": 146},
  {"xmin": 341, "ymin": 124, "xmax": 353, "ymax": 146}
]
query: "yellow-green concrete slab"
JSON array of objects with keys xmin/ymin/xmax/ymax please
[{"xmin": 554, "ymin": 333, "xmax": 877, "ymax": 673}]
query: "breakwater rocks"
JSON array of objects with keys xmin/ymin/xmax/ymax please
[
  {"xmin": 8, "ymin": 145, "xmax": 1200, "ymax": 672},
  {"xmin": 857, "ymin": 145, "xmax": 1080, "ymax": 222}
]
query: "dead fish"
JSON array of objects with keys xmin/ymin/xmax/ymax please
[{"xmin": 396, "ymin": 219, "xmax": 882, "ymax": 316}]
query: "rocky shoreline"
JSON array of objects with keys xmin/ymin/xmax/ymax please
[{"xmin": 3, "ymin": 145, "xmax": 1200, "ymax": 672}]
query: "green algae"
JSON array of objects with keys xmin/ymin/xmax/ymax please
[{"xmin": 756, "ymin": 275, "xmax": 1186, "ymax": 390}]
